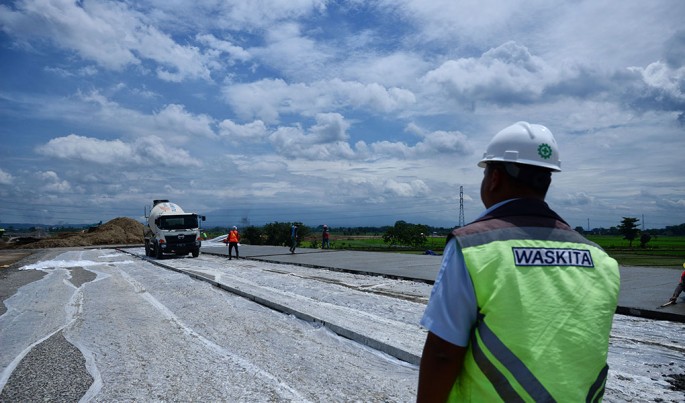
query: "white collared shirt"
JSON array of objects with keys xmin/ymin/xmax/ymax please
[{"xmin": 420, "ymin": 199, "xmax": 517, "ymax": 347}]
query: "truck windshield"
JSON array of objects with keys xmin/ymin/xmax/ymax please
[{"xmin": 159, "ymin": 215, "xmax": 198, "ymax": 230}]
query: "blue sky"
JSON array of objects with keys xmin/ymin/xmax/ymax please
[{"xmin": 0, "ymin": 0, "xmax": 683, "ymax": 230}]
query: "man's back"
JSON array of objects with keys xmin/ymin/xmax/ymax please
[{"xmin": 450, "ymin": 199, "xmax": 619, "ymax": 401}]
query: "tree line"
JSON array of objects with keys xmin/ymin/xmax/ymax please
[
  {"xmin": 205, "ymin": 218, "xmax": 685, "ymax": 249},
  {"xmin": 575, "ymin": 217, "xmax": 685, "ymax": 248},
  {"xmin": 577, "ymin": 222, "xmax": 685, "ymax": 237},
  {"xmin": 204, "ymin": 221, "xmax": 453, "ymax": 248}
]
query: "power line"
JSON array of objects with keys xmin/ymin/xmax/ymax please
[{"xmin": 458, "ymin": 186, "xmax": 465, "ymax": 227}]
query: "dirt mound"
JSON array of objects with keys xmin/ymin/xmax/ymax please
[{"xmin": 19, "ymin": 218, "xmax": 144, "ymax": 249}]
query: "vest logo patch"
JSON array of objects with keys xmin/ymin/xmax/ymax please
[{"xmin": 512, "ymin": 247, "xmax": 594, "ymax": 268}]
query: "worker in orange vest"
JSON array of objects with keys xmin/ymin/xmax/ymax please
[{"xmin": 227, "ymin": 226, "xmax": 240, "ymax": 260}]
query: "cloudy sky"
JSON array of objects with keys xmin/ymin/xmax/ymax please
[{"xmin": 1, "ymin": 0, "xmax": 683, "ymax": 230}]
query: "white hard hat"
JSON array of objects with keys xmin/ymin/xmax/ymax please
[{"xmin": 478, "ymin": 121, "xmax": 561, "ymax": 172}]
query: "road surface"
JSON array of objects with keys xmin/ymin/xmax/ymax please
[{"xmin": 0, "ymin": 248, "xmax": 683, "ymax": 402}]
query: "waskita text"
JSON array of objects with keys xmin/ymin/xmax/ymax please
[{"xmin": 512, "ymin": 247, "xmax": 594, "ymax": 268}]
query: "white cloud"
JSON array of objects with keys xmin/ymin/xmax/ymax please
[
  {"xmin": 36, "ymin": 134, "xmax": 201, "ymax": 168},
  {"xmin": 198, "ymin": 0, "xmax": 326, "ymax": 31},
  {"xmin": 0, "ymin": 0, "xmax": 210, "ymax": 81},
  {"xmin": 37, "ymin": 170, "xmax": 72, "ymax": 193},
  {"xmin": 630, "ymin": 61, "xmax": 685, "ymax": 105},
  {"xmin": 383, "ymin": 178, "xmax": 429, "ymax": 197},
  {"xmin": 367, "ymin": 127, "xmax": 472, "ymax": 160},
  {"xmin": 252, "ymin": 22, "xmax": 333, "ymax": 80},
  {"xmin": 307, "ymin": 112, "xmax": 350, "ymax": 143},
  {"xmin": 223, "ymin": 78, "xmax": 415, "ymax": 122},
  {"xmin": 414, "ymin": 130, "xmax": 472, "ymax": 156},
  {"xmin": 219, "ymin": 119, "xmax": 269, "ymax": 142},
  {"xmin": 132, "ymin": 136, "xmax": 202, "ymax": 167},
  {"xmin": 374, "ymin": 0, "xmax": 540, "ymax": 48},
  {"xmin": 37, "ymin": 134, "xmax": 132, "ymax": 165},
  {"xmin": 264, "ymin": 114, "xmax": 472, "ymax": 161},
  {"xmin": 270, "ymin": 125, "xmax": 358, "ymax": 160},
  {"xmin": 265, "ymin": 113, "xmax": 367, "ymax": 160},
  {"xmin": 69, "ymin": 91, "xmax": 217, "ymax": 143},
  {"xmin": 196, "ymin": 33, "xmax": 251, "ymax": 63},
  {"xmin": 0, "ymin": 168, "xmax": 14, "ymax": 185},
  {"xmin": 340, "ymin": 51, "xmax": 432, "ymax": 88},
  {"xmin": 153, "ymin": 104, "xmax": 216, "ymax": 139},
  {"xmin": 234, "ymin": 156, "xmax": 288, "ymax": 175},
  {"xmin": 422, "ymin": 41, "xmax": 553, "ymax": 105},
  {"xmin": 136, "ymin": 25, "xmax": 211, "ymax": 82}
]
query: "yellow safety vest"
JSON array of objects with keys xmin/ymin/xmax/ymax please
[{"xmin": 449, "ymin": 199, "xmax": 620, "ymax": 402}]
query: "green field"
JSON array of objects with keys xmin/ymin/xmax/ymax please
[
  {"xmin": 586, "ymin": 235, "xmax": 685, "ymax": 267},
  {"xmin": 302, "ymin": 234, "xmax": 685, "ymax": 267}
]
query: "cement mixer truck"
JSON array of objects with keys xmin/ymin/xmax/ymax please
[{"xmin": 144, "ymin": 200, "xmax": 205, "ymax": 259}]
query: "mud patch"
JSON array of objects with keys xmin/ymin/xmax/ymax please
[
  {"xmin": 68, "ymin": 267, "xmax": 97, "ymax": 288},
  {"xmin": 0, "ymin": 250, "xmax": 33, "ymax": 269},
  {"xmin": 0, "ymin": 251, "xmax": 49, "ymax": 316}
]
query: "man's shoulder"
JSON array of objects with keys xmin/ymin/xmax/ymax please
[{"xmin": 449, "ymin": 199, "xmax": 570, "ymax": 240}]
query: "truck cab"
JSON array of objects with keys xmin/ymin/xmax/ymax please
[{"xmin": 144, "ymin": 200, "xmax": 205, "ymax": 258}]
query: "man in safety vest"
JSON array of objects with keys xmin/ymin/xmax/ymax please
[
  {"xmin": 417, "ymin": 122, "xmax": 620, "ymax": 402},
  {"xmin": 289, "ymin": 224, "xmax": 298, "ymax": 254},
  {"xmin": 227, "ymin": 226, "xmax": 240, "ymax": 260}
]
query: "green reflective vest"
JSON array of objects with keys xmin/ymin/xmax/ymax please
[{"xmin": 448, "ymin": 199, "xmax": 620, "ymax": 402}]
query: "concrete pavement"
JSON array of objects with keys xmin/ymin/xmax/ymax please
[{"xmin": 202, "ymin": 243, "xmax": 685, "ymax": 323}]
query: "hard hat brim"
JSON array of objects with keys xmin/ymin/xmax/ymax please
[{"xmin": 478, "ymin": 158, "xmax": 561, "ymax": 172}]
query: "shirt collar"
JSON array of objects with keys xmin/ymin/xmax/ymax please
[{"xmin": 476, "ymin": 198, "xmax": 519, "ymax": 220}]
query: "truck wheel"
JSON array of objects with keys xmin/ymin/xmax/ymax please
[
  {"xmin": 192, "ymin": 248, "xmax": 200, "ymax": 258},
  {"xmin": 155, "ymin": 244, "xmax": 163, "ymax": 259},
  {"xmin": 144, "ymin": 242, "xmax": 150, "ymax": 257}
]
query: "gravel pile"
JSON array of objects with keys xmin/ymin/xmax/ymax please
[
  {"xmin": 18, "ymin": 218, "xmax": 144, "ymax": 249},
  {"xmin": 0, "ymin": 330, "xmax": 93, "ymax": 402}
]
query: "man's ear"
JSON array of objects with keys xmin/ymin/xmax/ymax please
[{"xmin": 487, "ymin": 166, "xmax": 504, "ymax": 192}]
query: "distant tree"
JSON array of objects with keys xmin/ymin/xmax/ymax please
[
  {"xmin": 242, "ymin": 226, "xmax": 263, "ymax": 245},
  {"xmin": 664, "ymin": 223, "xmax": 685, "ymax": 236},
  {"xmin": 383, "ymin": 220, "xmax": 429, "ymax": 248},
  {"xmin": 262, "ymin": 221, "xmax": 310, "ymax": 247},
  {"xmin": 574, "ymin": 226, "xmax": 585, "ymax": 234},
  {"xmin": 639, "ymin": 233, "xmax": 652, "ymax": 249},
  {"xmin": 618, "ymin": 217, "xmax": 640, "ymax": 248},
  {"xmin": 262, "ymin": 222, "xmax": 291, "ymax": 246},
  {"xmin": 292, "ymin": 222, "xmax": 310, "ymax": 247}
]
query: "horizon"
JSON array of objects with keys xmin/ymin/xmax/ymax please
[{"xmin": 3, "ymin": 216, "xmax": 683, "ymax": 234}]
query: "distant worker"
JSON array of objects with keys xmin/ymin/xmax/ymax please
[
  {"xmin": 668, "ymin": 263, "xmax": 685, "ymax": 304},
  {"xmin": 417, "ymin": 121, "xmax": 620, "ymax": 402},
  {"xmin": 227, "ymin": 226, "xmax": 240, "ymax": 260},
  {"xmin": 322, "ymin": 225, "xmax": 330, "ymax": 249},
  {"xmin": 289, "ymin": 224, "xmax": 298, "ymax": 254}
]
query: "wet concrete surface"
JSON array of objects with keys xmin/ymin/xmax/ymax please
[
  {"xmin": 202, "ymin": 243, "xmax": 685, "ymax": 322},
  {"xmin": 4, "ymin": 245, "xmax": 685, "ymax": 322},
  {"xmin": 1, "ymin": 245, "xmax": 683, "ymax": 401}
]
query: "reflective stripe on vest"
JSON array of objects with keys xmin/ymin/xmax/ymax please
[
  {"xmin": 473, "ymin": 318, "xmax": 553, "ymax": 402},
  {"xmin": 469, "ymin": 319, "xmax": 610, "ymax": 402},
  {"xmin": 587, "ymin": 364, "xmax": 609, "ymax": 403}
]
